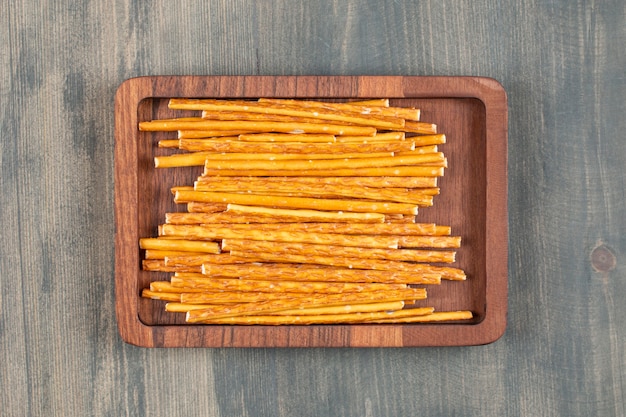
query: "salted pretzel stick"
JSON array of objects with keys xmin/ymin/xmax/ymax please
[
  {"xmin": 189, "ymin": 308, "xmax": 438, "ymax": 325},
  {"xmin": 202, "ymin": 166, "xmax": 444, "ymax": 178},
  {"xmin": 174, "ymin": 190, "xmax": 419, "ymax": 215},
  {"xmin": 223, "ymin": 204, "xmax": 386, "ymax": 223},
  {"xmin": 237, "ymin": 133, "xmax": 335, "ymax": 142},
  {"xmin": 405, "ymin": 134, "xmax": 446, "ymax": 146},
  {"xmin": 178, "ymin": 138, "xmax": 415, "ymax": 153},
  {"xmin": 221, "ymin": 239, "xmax": 456, "ymax": 263},
  {"xmin": 166, "ymin": 300, "xmax": 406, "ymax": 315},
  {"xmin": 155, "ymin": 151, "xmax": 396, "ymax": 168},
  {"xmin": 158, "ymin": 139, "xmax": 180, "ymax": 148},
  {"xmin": 402, "ymin": 121, "xmax": 437, "ymax": 134},
  {"xmin": 335, "ymin": 132, "xmax": 405, "ymax": 142},
  {"xmin": 141, "ymin": 259, "xmax": 201, "ymax": 273},
  {"xmin": 177, "ymin": 131, "xmax": 245, "ymax": 138},
  {"xmin": 143, "ymin": 249, "xmax": 206, "ymax": 259},
  {"xmin": 196, "ymin": 176, "xmax": 438, "ymax": 189},
  {"xmin": 193, "ymin": 182, "xmax": 436, "ymax": 206},
  {"xmin": 367, "ymin": 310, "xmax": 473, "ymax": 323},
  {"xmin": 139, "ymin": 238, "xmax": 220, "ymax": 254},
  {"xmin": 185, "ymin": 288, "xmax": 427, "ymax": 322},
  {"xmin": 227, "ymin": 250, "xmax": 466, "ymax": 280},
  {"xmin": 149, "ymin": 281, "xmax": 205, "ymax": 293},
  {"xmin": 186, "ymin": 202, "xmax": 228, "ymax": 213},
  {"xmin": 165, "ymin": 212, "xmax": 377, "ymax": 225},
  {"xmin": 203, "ymin": 153, "xmax": 445, "ymax": 171},
  {"xmin": 139, "ymin": 119, "xmax": 377, "ymax": 136},
  {"xmin": 199, "ymin": 264, "xmax": 442, "ymax": 285},
  {"xmin": 141, "ymin": 289, "xmax": 181, "ymax": 302},
  {"xmin": 159, "ymin": 224, "xmax": 399, "ymax": 249},
  {"xmin": 257, "ymin": 98, "xmax": 420, "ymax": 121},
  {"xmin": 170, "ymin": 275, "xmax": 407, "ymax": 294},
  {"xmin": 189, "ymin": 221, "xmax": 441, "ymax": 236},
  {"xmin": 168, "ymin": 98, "xmax": 405, "ymax": 130},
  {"xmin": 396, "ymin": 235, "xmax": 462, "ymax": 248}
]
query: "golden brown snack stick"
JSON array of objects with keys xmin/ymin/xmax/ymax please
[
  {"xmin": 410, "ymin": 134, "xmax": 446, "ymax": 146},
  {"xmin": 335, "ymin": 132, "xmax": 405, "ymax": 142},
  {"xmin": 191, "ymin": 221, "xmax": 440, "ymax": 236},
  {"xmin": 201, "ymin": 110, "xmax": 333, "ymax": 125},
  {"xmin": 221, "ymin": 239, "xmax": 456, "ymax": 263},
  {"xmin": 203, "ymin": 152, "xmax": 445, "ymax": 171},
  {"xmin": 163, "ymin": 253, "xmax": 256, "ymax": 266},
  {"xmin": 141, "ymin": 289, "xmax": 181, "ymax": 302},
  {"xmin": 169, "ymin": 300, "xmax": 406, "ymax": 315},
  {"xmin": 228, "ymin": 250, "xmax": 465, "ymax": 280},
  {"xmin": 181, "ymin": 291, "xmax": 300, "ymax": 304},
  {"xmin": 237, "ymin": 133, "xmax": 336, "ymax": 142},
  {"xmin": 186, "ymin": 202, "xmax": 228, "ymax": 213},
  {"xmin": 170, "ymin": 275, "xmax": 407, "ymax": 294},
  {"xmin": 200, "ymin": 263, "xmax": 442, "ymax": 285},
  {"xmin": 178, "ymin": 131, "xmax": 244, "ymax": 138},
  {"xmin": 202, "ymin": 166, "xmax": 443, "ymax": 177},
  {"xmin": 143, "ymin": 249, "xmax": 207, "ymax": 259},
  {"xmin": 189, "ymin": 307, "xmax": 438, "ymax": 325},
  {"xmin": 139, "ymin": 238, "xmax": 221, "ymax": 254},
  {"xmin": 394, "ymin": 145, "xmax": 439, "ymax": 156},
  {"xmin": 397, "ymin": 235, "xmax": 462, "ymax": 248},
  {"xmin": 149, "ymin": 281, "xmax": 205, "ymax": 293},
  {"xmin": 185, "ymin": 288, "xmax": 427, "ymax": 321},
  {"xmin": 168, "ymin": 98, "xmax": 405, "ymax": 130},
  {"xmin": 160, "ymin": 224, "xmax": 399, "ymax": 249},
  {"xmin": 141, "ymin": 259, "xmax": 202, "ymax": 273},
  {"xmin": 224, "ymin": 204, "xmax": 386, "ymax": 223},
  {"xmin": 194, "ymin": 181, "xmax": 436, "ymax": 206},
  {"xmin": 139, "ymin": 119, "xmax": 378, "ymax": 136},
  {"xmin": 154, "ymin": 152, "xmax": 211, "ymax": 168},
  {"xmin": 366, "ymin": 310, "xmax": 473, "ymax": 323},
  {"xmin": 174, "ymin": 190, "xmax": 418, "ymax": 215},
  {"xmin": 257, "ymin": 98, "xmax": 420, "ymax": 121},
  {"xmin": 402, "ymin": 121, "xmax": 437, "ymax": 134},
  {"xmin": 179, "ymin": 138, "xmax": 415, "ymax": 154},
  {"xmin": 196, "ymin": 175, "xmax": 437, "ymax": 189}
]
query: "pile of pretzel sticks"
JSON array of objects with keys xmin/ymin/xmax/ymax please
[{"xmin": 137, "ymin": 97, "xmax": 472, "ymax": 324}]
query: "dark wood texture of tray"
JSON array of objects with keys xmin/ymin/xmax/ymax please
[{"xmin": 114, "ymin": 75, "xmax": 508, "ymax": 347}]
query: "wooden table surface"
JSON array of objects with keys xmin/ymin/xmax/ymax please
[{"xmin": 2, "ymin": 1, "xmax": 624, "ymax": 415}]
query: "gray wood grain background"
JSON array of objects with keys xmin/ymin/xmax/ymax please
[{"xmin": 2, "ymin": 1, "xmax": 624, "ymax": 415}]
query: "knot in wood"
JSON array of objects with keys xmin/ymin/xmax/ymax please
[{"xmin": 590, "ymin": 244, "xmax": 616, "ymax": 273}]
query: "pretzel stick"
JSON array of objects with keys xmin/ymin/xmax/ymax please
[
  {"xmin": 203, "ymin": 153, "xmax": 445, "ymax": 171},
  {"xmin": 189, "ymin": 308, "xmax": 438, "ymax": 325},
  {"xmin": 367, "ymin": 310, "xmax": 473, "ymax": 323},
  {"xmin": 202, "ymin": 166, "xmax": 444, "ymax": 178},
  {"xmin": 184, "ymin": 221, "xmax": 441, "ymax": 236},
  {"xmin": 186, "ymin": 202, "xmax": 228, "ymax": 213},
  {"xmin": 402, "ymin": 121, "xmax": 437, "ymax": 134},
  {"xmin": 237, "ymin": 133, "xmax": 336, "ymax": 142},
  {"xmin": 221, "ymin": 239, "xmax": 456, "ymax": 263},
  {"xmin": 168, "ymin": 98, "xmax": 405, "ymax": 130},
  {"xmin": 158, "ymin": 139, "xmax": 180, "ymax": 148},
  {"xmin": 396, "ymin": 236, "xmax": 462, "ymax": 248},
  {"xmin": 170, "ymin": 275, "xmax": 407, "ymax": 294},
  {"xmin": 196, "ymin": 176, "xmax": 438, "ymax": 189},
  {"xmin": 178, "ymin": 138, "xmax": 415, "ymax": 153},
  {"xmin": 181, "ymin": 291, "xmax": 302, "ymax": 304},
  {"xmin": 166, "ymin": 300, "xmax": 406, "ymax": 314},
  {"xmin": 227, "ymin": 250, "xmax": 466, "ymax": 280},
  {"xmin": 159, "ymin": 224, "xmax": 399, "ymax": 249},
  {"xmin": 165, "ymin": 212, "xmax": 377, "ymax": 225},
  {"xmin": 257, "ymin": 98, "xmax": 420, "ymax": 121},
  {"xmin": 141, "ymin": 259, "xmax": 201, "ymax": 273},
  {"xmin": 224, "ymin": 204, "xmax": 386, "ymax": 223},
  {"xmin": 335, "ymin": 132, "xmax": 405, "ymax": 142},
  {"xmin": 199, "ymin": 264, "xmax": 442, "ymax": 285},
  {"xmin": 410, "ymin": 134, "xmax": 446, "ymax": 146},
  {"xmin": 178, "ymin": 131, "xmax": 245, "ymax": 138},
  {"xmin": 143, "ymin": 249, "xmax": 206, "ymax": 259},
  {"xmin": 149, "ymin": 281, "xmax": 205, "ymax": 293},
  {"xmin": 139, "ymin": 119, "xmax": 378, "ymax": 136},
  {"xmin": 139, "ymin": 238, "xmax": 221, "ymax": 254},
  {"xmin": 174, "ymin": 190, "xmax": 419, "ymax": 215},
  {"xmin": 193, "ymin": 181, "xmax": 436, "ymax": 206},
  {"xmin": 141, "ymin": 289, "xmax": 181, "ymax": 302},
  {"xmin": 185, "ymin": 288, "xmax": 427, "ymax": 322}
]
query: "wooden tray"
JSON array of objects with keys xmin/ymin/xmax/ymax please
[{"xmin": 114, "ymin": 75, "xmax": 508, "ymax": 347}]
